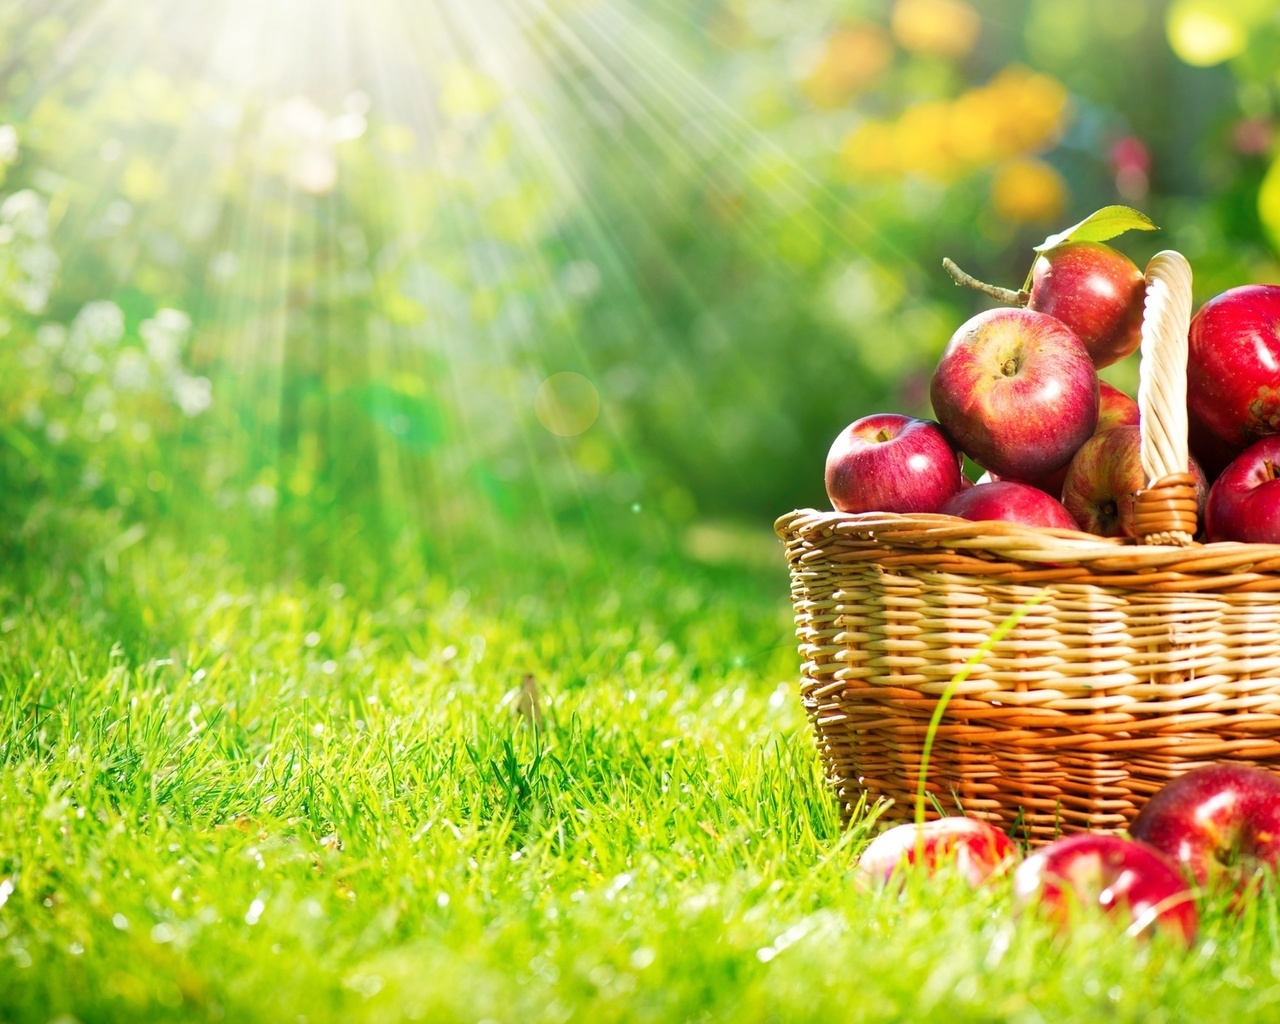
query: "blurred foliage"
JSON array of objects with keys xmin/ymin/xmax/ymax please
[{"xmin": 0, "ymin": 0, "xmax": 1277, "ymax": 579}]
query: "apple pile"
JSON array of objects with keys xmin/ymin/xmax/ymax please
[
  {"xmin": 856, "ymin": 763, "xmax": 1280, "ymax": 948},
  {"xmin": 825, "ymin": 206, "xmax": 1280, "ymax": 543}
]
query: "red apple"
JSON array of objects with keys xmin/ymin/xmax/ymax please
[
  {"xmin": 938, "ymin": 480, "xmax": 1079, "ymax": 530},
  {"xmin": 1130, "ymin": 764, "xmax": 1280, "ymax": 892},
  {"xmin": 1188, "ymin": 407, "xmax": 1246, "ymax": 486},
  {"xmin": 985, "ymin": 381, "xmax": 1140, "ymax": 498},
  {"xmin": 1096, "ymin": 380, "xmax": 1141, "ymax": 434},
  {"xmin": 1014, "ymin": 833, "xmax": 1198, "ymax": 947},
  {"xmin": 824, "ymin": 413, "xmax": 964, "ymax": 514},
  {"xmin": 1061, "ymin": 424, "xmax": 1208, "ymax": 538},
  {"xmin": 1028, "ymin": 241, "xmax": 1147, "ymax": 368},
  {"xmin": 931, "ymin": 308, "xmax": 1100, "ymax": 481},
  {"xmin": 1203, "ymin": 437, "xmax": 1280, "ymax": 544},
  {"xmin": 1187, "ymin": 284, "xmax": 1280, "ymax": 448},
  {"xmin": 856, "ymin": 817, "xmax": 1018, "ymax": 886}
]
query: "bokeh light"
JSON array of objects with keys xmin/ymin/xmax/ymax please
[
  {"xmin": 0, "ymin": 0, "xmax": 1274, "ymax": 578},
  {"xmin": 890, "ymin": 0, "xmax": 981, "ymax": 59},
  {"xmin": 535, "ymin": 372, "xmax": 600, "ymax": 437},
  {"xmin": 1166, "ymin": 1, "xmax": 1246, "ymax": 67}
]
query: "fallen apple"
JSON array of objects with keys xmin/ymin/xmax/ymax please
[
  {"xmin": 1013, "ymin": 833, "xmax": 1198, "ymax": 947},
  {"xmin": 930, "ymin": 307, "xmax": 1099, "ymax": 481},
  {"xmin": 856, "ymin": 816, "xmax": 1018, "ymax": 886},
  {"xmin": 1129, "ymin": 764, "xmax": 1280, "ymax": 891},
  {"xmin": 824, "ymin": 413, "xmax": 964, "ymax": 515}
]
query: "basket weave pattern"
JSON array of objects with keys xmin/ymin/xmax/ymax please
[
  {"xmin": 777, "ymin": 252, "xmax": 1280, "ymax": 843},
  {"xmin": 777, "ymin": 511, "xmax": 1280, "ymax": 842}
]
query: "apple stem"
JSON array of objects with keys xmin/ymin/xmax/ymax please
[
  {"xmin": 942, "ymin": 258, "xmax": 1029, "ymax": 306},
  {"xmin": 1266, "ymin": 460, "xmax": 1279, "ymax": 483}
]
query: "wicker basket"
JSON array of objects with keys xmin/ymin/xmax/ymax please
[{"xmin": 776, "ymin": 251, "xmax": 1280, "ymax": 844}]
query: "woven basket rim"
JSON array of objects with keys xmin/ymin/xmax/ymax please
[{"xmin": 776, "ymin": 507, "xmax": 1280, "ymax": 577}]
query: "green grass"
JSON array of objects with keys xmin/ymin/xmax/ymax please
[{"xmin": 2, "ymin": 536, "xmax": 1280, "ymax": 1023}]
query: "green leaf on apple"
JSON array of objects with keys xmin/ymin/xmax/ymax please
[{"xmin": 1032, "ymin": 206, "xmax": 1159, "ymax": 254}]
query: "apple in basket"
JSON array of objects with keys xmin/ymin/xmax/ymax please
[
  {"xmin": 1188, "ymin": 407, "xmax": 1246, "ymax": 487},
  {"xmin": 930, "ymin": 307, "xmax": 1100, "ymax": 482},
  {"xmin": 855, "ymin": 817, "xmax": 1018, "ymax": 886},
  {"xmin": 1061, "ymin": 424, "xmax": 1208, "ymax": 538},
  {"xmin": 937, "ymin": 480, "xmax": 1079, "ymax": 530},
  {"xmin": 1130, "ymin": 764, "xmax": 1280, "ymax": 892},
  {"xmin": 1027, "ymin": 241, "xmax": 1147, "ymax": 368},
  {"xmin": 824, "ymin": 413, "xmax": 964, "ymax": 514},
  {"xmin": 1187, "ymin": 284, "xmax": 1280, "ymax": 448},
  {"xmin": 1013, "ymin": 833, "xmax": 1198, "ymax": 947},
  {"xmin": 980, "ymin": 381, "xmax": 1140, "ymax": 499},
  {"xmin": 1203, "ymin": 437, "xmax": 1280, "ymax": 544},
  {"xmin": 1096, "ymin": 381, "xmax": 1142, "ymax": 434}
]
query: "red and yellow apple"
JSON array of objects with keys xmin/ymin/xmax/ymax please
[
  {"xmin": 824, "ymin": 413, "xmax": 964, "ymax": 514},
  {"xmin": 1096, "ymin": 380, "xmax": 1141, "ymax": 434},
  {"xmin": 1061, "ymin": 424, "xmax": 1207, "ymax": 538},
  {"xmin": 931, "ymin": 308, "xmax": 1100, "ymax": 481},
  {"xmin": 855, "ymin": 817, "xmax": 1018, "ymax": 887},
  {"xmin": 986, "ymin": 381, "xmax": 1140, "ymax": 498}
]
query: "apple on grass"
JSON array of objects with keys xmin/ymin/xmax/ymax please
[
  {"xmin": 1028, "ymin": 242, "xmax": 1147, "ymax": 368},
  {"xmin": 824, "ymin": 413, "xmax": 963, "ymax": 515},
  {"xmin": 1187, "ymin": 284, "xmax": 1280, "ymax": 448},
  {"xmin": 1204, "ymin": 436, "xmax": 1280, "ymax": 544},
  {"xmin": 1013, "ymin": 833, "xmax": 1198, "ymax": 947},
  {"xmin": 931, "ymin": 307, "xmax": 1099, "ymax": 482},
  {"xmin": 1131, "ymin": 764, "xmax": 1280, "ymax": 892},
  {"xmin": 855, "ymin": 817, "xmax": 1018, "ymax": 887},
  {"xmin": 938, "ymin": 480, "xmax": 1079, "ymax": 530},
  {"xmin": 1061, "ymin": 424, "xmax": 1208, "ymax": 539}
]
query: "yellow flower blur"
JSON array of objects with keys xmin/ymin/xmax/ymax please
[
  {"xmin": 990, "ymin": 158, "xmax": 1068, "ymax": 224},
  {"xmin": 890, "ymin": 0, "xmax": 981, "ymax": 59}
]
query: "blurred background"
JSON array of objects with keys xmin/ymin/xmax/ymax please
[{"xmin": 0, "ymin": 0, "xmax": 1276, "ymax": 585}]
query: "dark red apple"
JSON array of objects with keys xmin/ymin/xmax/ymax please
[
  {"xmin": 1188, "ymin": 407, "xmax": 1246, "ymax": 486},
  {"xmin": 1061, "ymin": 424, "xmax": 1208, "ymax": 538},
  {"xmin": 938, "ymin": 480, "xmax": 1079, "ymax": 530},
  {"xmin": 1130, "ymin": 764, "xmax": 1280, "ymax": 892},
  {"xmin": 824, "ymin": 413, "xmax": 964, "ymax": 514},
  {"xmin": 856, "ymin": 817, "xmax": 1018, "ymax": 886},
  {"xmin": 1204, "ymin": 436, "xmax": 1280, "ymax": 543},
  {"xmin": 931, "ymin": 308, "xmax": 1100, "ymax": 481},
  {"xmin": 1028, "ymin": 241, "xmax": 1147, "ymax": 368},
  {"xmin": 1014, "ymin": 833, "xmax": 1198, "ymax": 947},
  {"xmin": 985, "ymin": 381, "xmax": 1140, "ymax": 498},
  {"xmin": 1187, "ymin": 284, "xmax": 1280, "ymax": 448}
]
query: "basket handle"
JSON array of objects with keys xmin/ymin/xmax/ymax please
[{"xmin": 1133, "ymin": 250, "xmax": 1197, "ymax": 546}]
